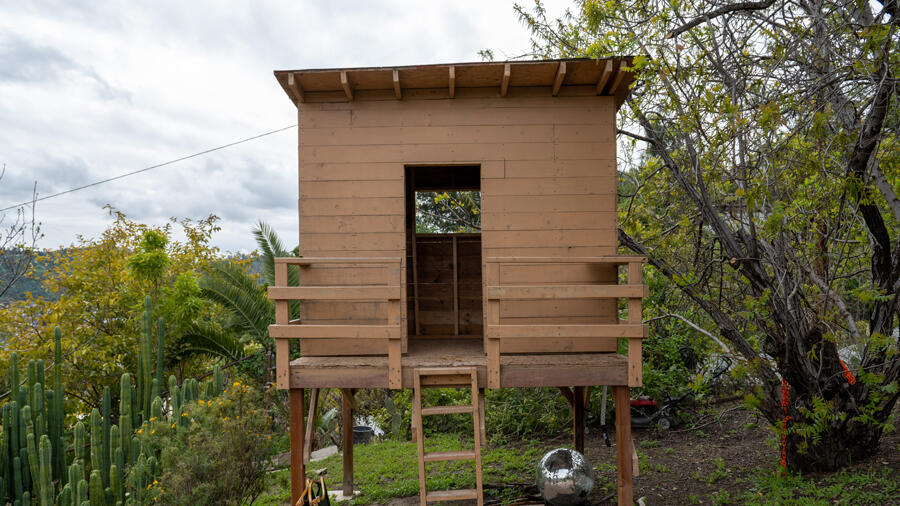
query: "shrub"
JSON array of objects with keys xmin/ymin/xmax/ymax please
[{"xmin": 139, "ymin": 378, "xmax": 273, "ymax": 505}]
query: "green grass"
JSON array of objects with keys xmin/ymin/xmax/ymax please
[
  {"xmin": 255, "ymin": 434, "xmax": 546, "ymax": 505},
  {"xmin": 710, "ymin": 465, "xmax": 899, "ymax": 505}
]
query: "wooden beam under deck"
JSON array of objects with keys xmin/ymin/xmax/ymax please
[{"xmin": 287, "ymin": 338, "xmax": 629, "ymax": 389}]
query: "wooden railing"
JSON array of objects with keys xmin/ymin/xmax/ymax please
[
  {"xmin": 267, "ymin": 257, "xmax": 405, "ymax": 389},
  {"xmin": 483, "ymin": 256, "xmax": 647, "ymax": 388}
]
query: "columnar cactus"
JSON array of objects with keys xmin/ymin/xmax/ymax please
[
  {"xmin": 100, "ymin": 387, "xmax": 110, "ymax": 489},
  {"xmin": 89, "ymin": 410, "xmax": 101, "ymax": 478},
  {"xmin": 118, "ymin": 376, "xmax": 132, "ymax": 465},
  {"xmin": 38, "ymin": 435, "xmax": 51, "ymax": 506}
]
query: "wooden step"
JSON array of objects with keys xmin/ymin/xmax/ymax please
[
  {"xmin": 416, "ymin": 367, "xmax": 476, "ymax": 377},
  {"xmin": 423, "ymin": 450, "xmax": 476, "ymax": 462},
  {"xmin": 421, "ymin": 405, "xmax": 473, "ymax": 416},
  {"xmin": 425, "ymin": 489, "xmax": 479, "ymax": 502}
]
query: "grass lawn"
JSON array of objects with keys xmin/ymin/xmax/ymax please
[
  {"xmin": 254, "ymin": 434, "xmax": 547, "ymax": 505},
  {"xmin": 254, "ymin": 403, "xmax": 900, "ymax": 505}
]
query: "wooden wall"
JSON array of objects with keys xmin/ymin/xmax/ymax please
[{"xmin": 297, "ymin": 89, "xmax": 617, "ymax": 355}]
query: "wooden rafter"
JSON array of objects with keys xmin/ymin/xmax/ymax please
[
  {"xmin": 595, "ymin": 60, "xmax": 614, "ymax": 95},
  {"xmin": 552, "ymin": 61, "xmax": 566, "ymax": 96},
  {"xmin": 500, "ymin": 63, "xmax": 511, "ymax": 97},
  {"xmin": 607, "ymin": 61, "xmax": 627, "ymax": 98},
  {"xmin": 393, "ymin": 69, "xmax": 402, "ymax": 99},
  {"xmin": 449, "ymin": 65, "xmax": 456, "ymax": 98},
  {"xmin": 288, "ymin": 73, "xmax": 305, "ymax": 103},
  {"xmin": 340, "ymin": 71, "xmax": 353, "ymax": 101}
]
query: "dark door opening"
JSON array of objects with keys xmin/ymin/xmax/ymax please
[{"xmin": 404, "ymin": 166, "xmax": 482, "ymax": 338}]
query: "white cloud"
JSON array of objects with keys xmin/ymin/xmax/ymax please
[{"xmin": 0, "ymin": 0, "xmax": 573, "ymax": 253}]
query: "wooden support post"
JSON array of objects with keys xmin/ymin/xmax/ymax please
[
  {"xmin": 388, "ymin": 296, "xmax": 402, "ymax": 388},
  {"xmin": 452, "ymin": 236, "xmax": 459, "ymax": 336},
  {"xmin": 485, "ymin": 262, "xmax": 500, "ymax": 388},
  {"xmin": 342, "ymin": 388, "xmax": 355, "ymax": 496},
  {"xmin": 573, "ymin": 386, "xmax": 585, "ymax": 454},
  {"xmin": 478, "ymin": 388, "xmax": 487, "ymax": 445},
  {"xmin": 290, "ymin": 389, "xmax": 306, "ymax": 506},
  {"xmin": 275, "ymin": 262, "xmax": 290, "ymax": 389},
  {"xmin": 410, "ymin": 394, "xmax": 418, "ymax": 443},
  {"xmin": 613, "ymin": 386, "xmax": 633, "ymax": 506},
  {"xmin": 628, "ymin": 261, "xmax": 643, "ymax": 387},
  {"xmin": 303, "ymin": 388, "xmax": 320, "ymax": 463}
]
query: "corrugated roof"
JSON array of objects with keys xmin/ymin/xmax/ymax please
[{"xmin": 273, "ymin": 57, "xmax": 635, "ymax": 108}]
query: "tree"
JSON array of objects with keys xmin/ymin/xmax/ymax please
[
  {"xmin": 516, "ymin": 0, "xmax": 899, "ymax": 471},
  {"xmin": 0, "ymin": 208, "xmax": 229, "ymax": 408},
  {"xmin": 415, "ymin": 191, "xmax": 481, "ymax": 233}
]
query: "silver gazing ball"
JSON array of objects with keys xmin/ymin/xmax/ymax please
[{"xmin": 536, "ymin": 448, "xmax": 595, "ymax": 506}]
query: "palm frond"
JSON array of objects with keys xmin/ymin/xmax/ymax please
[
  {"xmin": 199, "ymin": 260, "xmax": 273, "ymax": 343},
  {"xmin": 252, "ymin": 221, "xmax": 295, "ymax": 286},
  {"xmin": 181, "ymin": 321, "xmax": 245, "ymax": 361}
]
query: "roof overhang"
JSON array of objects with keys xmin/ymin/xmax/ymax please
[{"xmin": 274, "ymin": 57, "xmax": 635, "ymax": 109}]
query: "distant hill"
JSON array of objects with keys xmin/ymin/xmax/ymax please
[{"xmin": 0, "ymin": 249, "xmax": 52, "ymax": 303}]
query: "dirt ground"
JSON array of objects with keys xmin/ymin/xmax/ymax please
[
  {"xmin": 566, "ymin": 402, "xmax": 898, "ymax": 505},
  {"xmin": 381, "ymin": 402, "xmax": 900, "ymax": 505}
]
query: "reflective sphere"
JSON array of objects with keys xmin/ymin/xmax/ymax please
[{"xmin": 536, "ymin": 448, "xmax": 594, "ymax": 506}]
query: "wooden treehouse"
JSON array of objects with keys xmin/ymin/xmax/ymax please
[{"xmin": 269, "ymin": 58, "xmax": 645, "ymax": 505}]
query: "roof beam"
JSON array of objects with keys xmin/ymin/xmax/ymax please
[
  {"xmin": 287, "ymin": 73, "xmax": 305, "ymax": 103},
  {"xmin": 448, "ymin": 65, "xmax": 455, "ymax": 98},
  {"xmin": 500, "ymin": 63, "xmax": 510, "ymax": 97},
  {"xmin": 552, "ymin": 61, "xmax": 566, "ymax": 96},
  {"xmin": 595, "ymin": 60, "xmax": 614, "ymax": 95},
  {"xmin": 392, "ymin": 69, "xmax": 401, "ymax": 99},
  {"xmin": 340, "ymin": 71, "xmax": 353, "ymax": 101},
  {"xmin": 607, "ymin": 61, "xmax": 627, "ymax": 97}
]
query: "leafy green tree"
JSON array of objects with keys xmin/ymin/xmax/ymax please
[
  {"xmin": 415, "ymin": 191, "xmax": 481, "ymax": 233},
  {"xmin": 516, "ymin": 0, "xmax": 899, "ymax": 470},
  {"xmin": 0, "ymin": 208, "xmax": 228, "ymax": 408}
]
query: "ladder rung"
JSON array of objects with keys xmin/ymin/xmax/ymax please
[
  {"xmin": 423, "ymin": 449, "xmax": 476, "ymax": 462},
  {"xmin": 421, "ymin": 405, "xmax": 473, "ymax": 416},
  {"xmin": 416, "ymin": 367, "xmax": 476, "ymax": 377},
  {"xmin": 425, "ymin": 489, "xmax": 479, "ymax": 502}
]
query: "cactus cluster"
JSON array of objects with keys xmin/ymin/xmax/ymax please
[{"xmin": 0, "ymin": 297, "xmax": 229, "ymax": 505}]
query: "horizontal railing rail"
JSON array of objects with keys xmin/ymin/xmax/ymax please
[
  {"xmin": 268, "ymin": 257, "xmax": 405, "ymax": 389},
  {"xmin": 483, "ymin": 256, "xmax": 647, "ymax": 388}
]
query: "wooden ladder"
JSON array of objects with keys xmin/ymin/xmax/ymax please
[{"xmin": 413, "ymin": 367, "xmax": 484, "ymax": 505}]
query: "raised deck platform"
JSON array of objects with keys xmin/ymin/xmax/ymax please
[{"xmin": 289, "ymin": 337, "xmax": 628, "ymax": 389}]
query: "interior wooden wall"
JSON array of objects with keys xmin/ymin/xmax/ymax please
[{"xmin": 297, "ymin": 89, "xmax": 617, "ymax": 355}]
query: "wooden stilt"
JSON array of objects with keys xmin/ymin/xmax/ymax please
[
  {"xmin": 290, "ymin": 389, "xmax": 306, "ymax": 506},
  {"xmin": 613, "ymin": 386, "xmax": 633, "ymax": 506},
  {"xmin": 303, "ymin": 388, "xmax": 320, "ymax": 463},
  {"xmin": 478, "ymin": 388, "xmax": 487, "ymax": 445},
  {"xmin": 573, "ymin": 386, "xmax": 585, "ymax": 454},
  {"xmin": 342, "ymin": 388, "xmax": 355, "ymax": 496}
]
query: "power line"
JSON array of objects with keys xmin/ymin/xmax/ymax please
[{"xmin": 0, "ymin": 124, "xmax": 298, "ymax": 213}]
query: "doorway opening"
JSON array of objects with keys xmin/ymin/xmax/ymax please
[{"xmin": 404, "ymin": 165, "xmax": 482, "ymax": 338}]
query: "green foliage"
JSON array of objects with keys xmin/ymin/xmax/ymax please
[
  {"xmin": 140, "ymin": 379, "xmax": 272, "ymax": 506},
  {"xmin": 415, "ymin": 191, "xmax": 481, "ymax": 233},
  {"xmin": 0, "ymin": 209, "xmax": 224, "ymax": 412}
]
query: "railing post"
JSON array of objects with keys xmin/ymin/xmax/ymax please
[
  {"xmin": 388, "ymin": 291, "xmax": 402, "ymax": 389},
  {"xmin": 275, "ymin": 261, "xmax": 290, "ymax": 389},
  {"xmin": 485, "ymin": 262, "xmax": 501, "ymax": 388},
  {"xmin": 627, "ymin": 261, "xmax": 643, "ymax": 387}
]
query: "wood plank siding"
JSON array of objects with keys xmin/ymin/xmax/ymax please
[{"xmin": 297, "ymin": 93, "xmax": 618, "ymax": 355}]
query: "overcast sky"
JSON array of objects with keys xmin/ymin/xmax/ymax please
[{"xmin": 0, "ymin": 0, "xmax": 573, "ymax": 253}]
